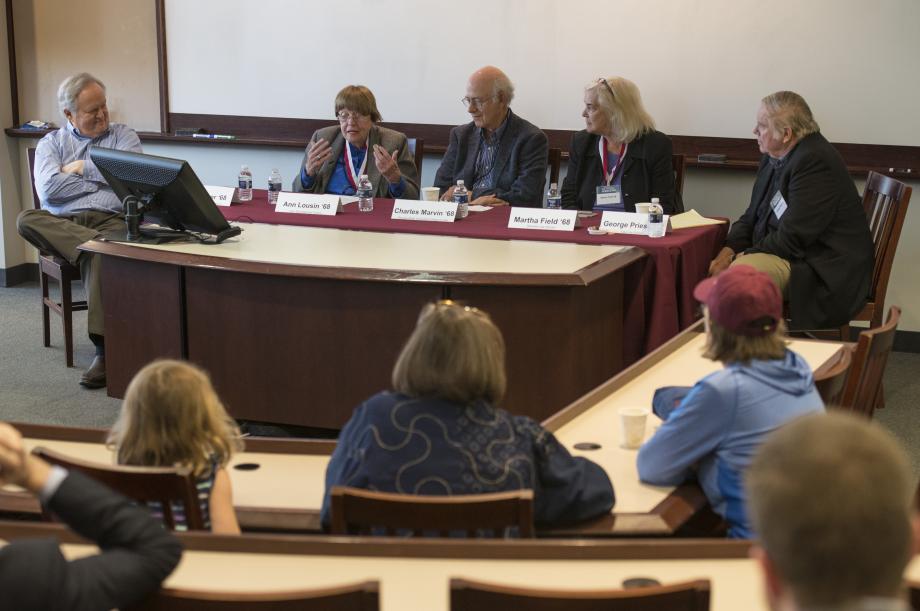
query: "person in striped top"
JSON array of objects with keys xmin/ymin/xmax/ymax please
[{"xmin": 107, "ymin": 360, "xmax": 243, "ymax": 534}]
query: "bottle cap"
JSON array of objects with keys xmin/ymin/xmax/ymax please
[
  {"xmin": 651, "ymin": 197, "xmax": 660, "ymax": 203},
  {"xmin": 457, "ymin": 180, "xmax": 465, "ymax": 186}
]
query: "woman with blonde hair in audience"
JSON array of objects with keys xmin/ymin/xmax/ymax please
[
  {"xmin": 107, "ymin": 359, "xmax": 243, "ymax": 534},
  {"xmin": 320, "ymin": 300, "xmax": 615, "ymax": 530},
  {"xmin": 562, "ymin": 76, "xmax": 681, "ymax": 214}
]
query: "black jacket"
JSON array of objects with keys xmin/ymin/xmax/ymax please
[
  {"xmin": 726, "ymin": 132, "xmax": 873, "ymax": 329},
  {"xmin": 0, "ymin": 470, "xmax": 182, "ymax": 611},
  {"xmin": 561, "ymin": 129, "xmax": 681, "ymax": 214}
]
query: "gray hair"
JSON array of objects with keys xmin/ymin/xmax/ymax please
[
  {"xmin": 492, "ymin": 72, "xmax": 515, "ymax": 105},
  {"xmin": 761, "ymin": 91, "xmax": 820, "ymax": 139},
  {"xmin": 58, "ymin": 73, "xmax": 105, "ymax": 116}
]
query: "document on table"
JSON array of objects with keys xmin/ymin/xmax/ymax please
[{"xmin": 669, "ymin": 209, "xmax": 726, "ymax": 230}]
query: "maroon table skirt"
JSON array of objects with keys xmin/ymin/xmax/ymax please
[{"xmin": 220, "ymin": 192, "xmax": 728, "ymax": 365}]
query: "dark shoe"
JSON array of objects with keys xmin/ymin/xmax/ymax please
[{"xmin": 80, "ymin": 356, "xmax": 106, "ymax": 389}]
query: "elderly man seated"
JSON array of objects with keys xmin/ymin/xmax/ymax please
[
  {"xmin": 17, "ymin": 73, "xmax": 142, "ymax": 389},
  {"xmin": 434, "ymin": 66, "xmax": 548, "ymax": 207}
]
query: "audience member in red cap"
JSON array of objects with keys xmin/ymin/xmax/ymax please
[{"xmin": 637, "ymin": 265, "xmax": 824, "ymax": 538}]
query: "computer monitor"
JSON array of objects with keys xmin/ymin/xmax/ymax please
[{"xmin": 89, "ymin": 146, "xmax": 242, "ymax": 244}]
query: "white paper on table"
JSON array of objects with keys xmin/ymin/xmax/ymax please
[
  {"xmin": 468, "ymin": 205, "xmax": 492, "ymax": 212},
  {"xmin": 669, "ymin": 209, "xmax": 726, "ymax": 230}
]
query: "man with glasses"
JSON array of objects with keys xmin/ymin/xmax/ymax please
[{"xmin": 434, "ymin": 66, "xmax": 548, "ymax": 207}]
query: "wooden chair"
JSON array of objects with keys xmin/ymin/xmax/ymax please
[
  {"xmin": 838, "ymin": 306, "xmax": 901, "ymax": 418},
  {"xmin": 548, "ymin": 147, "xmax": 562, "ymax": 187},
  {"xmin": 329, "ymin": 486, "xmax": 535, "ymax": 537},
  {"xmin": 27, "ymin": 147, "xmax": 88, "ymax": 367},
  {"xmin": 128, "ymin": 581, "xmax": 380, "ymax": 610},
  {"xmin": 407, "ymin": 137, "xmax": 424, "ymax": 183},
  {"xmin": 32, "ymin": 446, "xmax": 206, "ymax": 530},
  {"xmin": 450, "ymin": 577, "xmax": 711, "ymax": 611},
  {"xmin": 839, "ymin": 171, "xmax": 911, "ymax": 340},
  {"xmin": 672, "ymin": 153, "xmax": 686, "ymax": 207},
  {"xmin": 813, "ymin": 344, "xmax": 853, "ymax": 407}
]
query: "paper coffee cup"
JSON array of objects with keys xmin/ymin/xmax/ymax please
[
  {"xmin": 618, "ymin": 407, "xmax": 649, "ymax": 449},
  {"xmin": 421, "ymin": 187, "xmax": 441, "ymax": 202},
  {"xmin": 634, "ymin": 202, "xmax": 653, "ymax": 214}
]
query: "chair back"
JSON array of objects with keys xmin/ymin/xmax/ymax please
[
  {"xmin": 813, "ymin": 345, "xmax": 853, "ymax": 407},
  {"xmin": 450, "ymin": 577, "xmax": 711, "ymax": 611},
  {"xmin": 548, "ymin": 147, "xmax": 562, "ymax": 187},
  {"xmin": 329, "ymin": 486, "xmax": 535, "ymax": 537},
  {"xmin": 128, "ymin": 581, "xmax": 380, "ymax": 611},
  {"xmin": 672, "ymin": 153, "xmax": 686, "ymax": 196},
  {"xmin": 861, "ymin": 171, "xmax": 911, "ymax": 328},
  {"xmin": 839, "ymin": 306, "xmax": 901, "ymax": 417},
  {"xmin": 27, "ymin": 147, "xmax": 42, "ymax": 210},
  {"xmin": 32, "ymin": 446, "xmax": 206, "ymax": 530},
  {"xmin": 407, "ymin": 137, "xmax": 424, "ymax": 183}
]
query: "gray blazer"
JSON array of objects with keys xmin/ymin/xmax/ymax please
[
  {"xmin": 292, "ymin": 124, "xmax": 420, "ymax": 199},
  {"xmin": 433, "ymin": 110, "xmax": 548, "ymax": 207}
]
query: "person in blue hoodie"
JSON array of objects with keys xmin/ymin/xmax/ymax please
[
  {"xmin": 320, "ymin": 300, "xmax": 615, "ymax": 531},
  {"xmin": 637, "ymin": 264, "xmax": 824, "ymax": 538}
]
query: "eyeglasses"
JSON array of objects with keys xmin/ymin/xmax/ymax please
[
  {"xmin": 461, "ymin": 95, "xmax": 497, "ymax": 108},
  {"xmin": 596, "ymin": 78, "xmax": 615, "ymax": 99},
  {"xmin": 337, "ymin": 110, "xmax": 368, "ymax": 122}
]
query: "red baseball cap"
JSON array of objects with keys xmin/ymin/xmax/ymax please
[{"xmin": 693, "ymin": 265, "xmax": 782, "ymax": 336}]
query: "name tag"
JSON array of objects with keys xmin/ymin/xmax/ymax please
[
  {"xmin": 599, "ymin": 211, "xmax": 671, "ymax": 235},
  {"xmin": 204, "ymin": 185, "xmax": 235, "ymax": 207},
  {"xmin": 596, "ymin": 185, "xmax": 622, "ymax": 206},
  {"xmin": 770, "ymin": 190, "xmax": 788, "ymax": 219},
  {"xmin": 391, "ymin": 200, "xmax": 457, "ymax": 222},
  {"xmin": 507, "ymin": 207, "xmax": 577, "ymax": 231},
  {"xmin": 275, "ymin": 192, "xmax": 341, "ymax": 216}
]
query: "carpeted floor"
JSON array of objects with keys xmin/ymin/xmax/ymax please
[{"xmin": 1, "ymin": 280, "xmax": 918, "ymax": 477}]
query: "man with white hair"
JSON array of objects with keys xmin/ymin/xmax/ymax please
[
  {"xmin": 18, "ymin": 73, "xmax": 142, "ymax": 389},
  {"xmin": 434, "ymin": 66, "xmax": 548, "ymax": 207}
]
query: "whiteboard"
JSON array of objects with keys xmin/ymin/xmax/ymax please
[{"xmin": 164, "ymin": 0, "xmax": 916, "ymax": 146}]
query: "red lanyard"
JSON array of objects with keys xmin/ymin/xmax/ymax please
[
  {"xmin": 343, "ymin": 140, "xmax": 368, "ymax": 189},
  {"xmin": 599, "ymin": 138, "xmax": 627, "ymax": 186}
]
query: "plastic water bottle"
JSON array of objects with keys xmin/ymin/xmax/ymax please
[
  {"xmin": 453, "ymin": 180, "xmax": 469, "ymax": 219},
  {"xmin": 267, "ymin": 169, "xmax": 282, "ymax": 205},
  {"xmin": 237, "ymin": 165, "xmax": 253, "ymax": 202},
  {"xmin": 647, "ymin": 197, "xmax": 665, "ymax": 238},
  {"xmin": 546, "ymin": 182, "xmax": 561, "ymax": 209},
  {"xmin": 357, "ymin": 174, "xmax": 374, "ymax": 212}
]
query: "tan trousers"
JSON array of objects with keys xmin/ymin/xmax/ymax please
[
  {"xmin": 731, "ymin": 252, "xmax": 791, "ymax": 298},
  {"xmin": 17, "ymin": 209, "xmax": 126, "ymax": 337}
]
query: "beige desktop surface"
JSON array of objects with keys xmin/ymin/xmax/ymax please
[
  {"xmin": 54, "ymin": 545, "xmax": 920, "ymax": 611},
  {"xmin": 555, "ymin": 336, "xmax": 844, "ymax": 513},
  {"xmin": 122, "ymin": 222, "xmax": 630, "ymax": 275}
]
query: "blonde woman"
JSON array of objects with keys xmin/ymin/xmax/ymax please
[
  {"xmin": 320, "ymin": 300, "xmax": 615, "ymax": 530},
  {"xmin": 561, "ymin": 76, "xmax": 680, "ymax": 214},
  {"xmin": 108, "ymin": 360, "xmax": 243, "ymax": 534}
]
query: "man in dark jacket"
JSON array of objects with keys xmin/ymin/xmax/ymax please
[
  {"xmin": 0, "ymin": 422, "xmax": 182, "ymax": 610},
  {"xmin": 709, "ymin": 91, "xmax": 873, "ymax": 330}
]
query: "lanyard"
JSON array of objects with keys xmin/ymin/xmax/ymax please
[
  {"xmin": 599, "ymin": 137, "xmax": 627, "ymax": 186},
  {"xmin": 343, "ymin": 140, "xmax": 369, "ymax": 189}
]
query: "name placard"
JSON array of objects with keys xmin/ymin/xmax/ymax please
[
  {"xmin": 599, "ymin": 211, "xmax": 670, "ymax": 235},
  {"xmin": 275, "ymin": 192, "xmax": 340, "ymax": 216},
  {"xmin": 391, "ymin": 200, "xmax": 457, "ymax": 223},
  {"xmin": 507, "ymin": 208, "xmax": 577, "ymax": 231},
  {"xmin": 204, "ymin": 185, "xmax": 235, "ymax": 207}
]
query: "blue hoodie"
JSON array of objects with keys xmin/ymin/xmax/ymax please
[{"xmin": 637, "ymin": 349, "xmax": 824, "ymax": 538}]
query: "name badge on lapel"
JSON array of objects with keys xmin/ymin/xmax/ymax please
[
  {"xmin": 769, "ymin": 190, "xmax": 788, "ymax": 219},
  {"xmin": 596, "ymin": 185, "xmax": 622, "ymax": 207}
]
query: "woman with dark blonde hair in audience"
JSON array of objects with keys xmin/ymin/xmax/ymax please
[
  {"xmin": 562, "ymin": 76, "xmax": 680, "ymax": 214},
  {"xmin": 107, "ymin": 359, "xmax": 243, "ymax": 534},
  {"xmin": 320, "ymin": 300, "xmax": 615, "ymax": 530}
]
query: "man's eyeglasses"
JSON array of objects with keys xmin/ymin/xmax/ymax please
[
  {"xmin": 596, "ymin": 78, "xmax": 615, "ymax": 99},
  {"xmin": 337, "ymin": 110, "xmax": 368, "ymax": 122},
  {"xmin": 461, "ymin": 95, "xmax": 497, "ymax": 108}
]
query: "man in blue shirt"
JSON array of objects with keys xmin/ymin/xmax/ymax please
[{"xmin": 18, "ymin": 73, "xmax": 142, "ymax": 389}]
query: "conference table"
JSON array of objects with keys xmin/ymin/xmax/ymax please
[
  {"xmin": 80, "ymin": 192, "xmax": 727, "ymax": 429},
  {"xmin": 0, "ymin": 323, "xmax": 844, "ymax": 537}
]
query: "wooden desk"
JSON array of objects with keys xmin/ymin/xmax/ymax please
[
  {"xmin": 81, "ymin": 224, "xmax": 643, "ymax": 429},
  {"xmin": 1, "ymin": 325, "xmax": 842, "ymax": 537},
  {"xmin": 2, "ymin": 522, "xmax": 918, "ymax": 611}
]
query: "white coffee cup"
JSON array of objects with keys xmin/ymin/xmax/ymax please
[
  {"xmin": 634, "ymin": 202, "xmax": 653, "ymax": 214},
  {"xmin": 618, "ymin": 407, "xmax": 649, "ymax": 449},
  {"xmin": 421, "ymin": 187, "xmax": 441, "ymax": 202}
]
